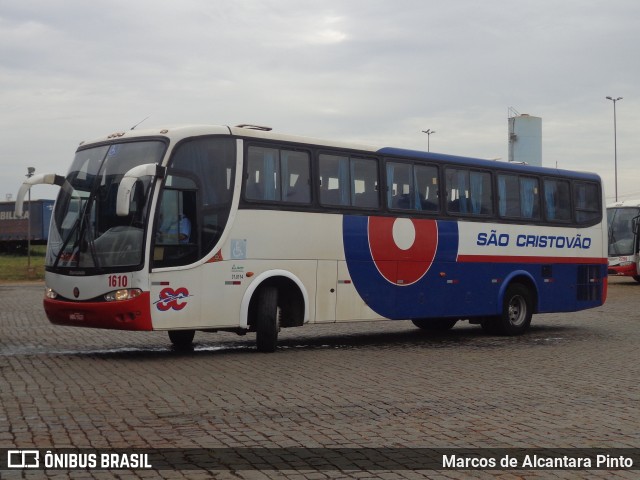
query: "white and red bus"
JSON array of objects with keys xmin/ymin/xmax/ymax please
[
  {"xmin": 16, "ymin": 124, "xmax": 607, "ymax": 351},
  {"xmin": 607, "ymin": 199, "xmax": 640, "ymax": 281}
]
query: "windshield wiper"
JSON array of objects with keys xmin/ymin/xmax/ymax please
[
  {"xmin": 83, "ymin": 212, "xmax": 100, "ymax": 268},
  {"xmin": 53, "ymin": 216, "xmax": 81, "ymax": 268},
  {"xmin": 53, "ymin": 197, "xmax": 100, "ymax": 268}
]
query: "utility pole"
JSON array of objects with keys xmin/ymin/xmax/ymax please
[
  {"xmin": 606, "ymin": 96, "xmax": 622, "ymax": 202},
  {"xmin": 26, "ymin": 167, "xmax": 35, "ymax": 276}
]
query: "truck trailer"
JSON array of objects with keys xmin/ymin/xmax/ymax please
[{"xmin": 0, "ymin": 199, "xmax": 54, "ymax": 248}]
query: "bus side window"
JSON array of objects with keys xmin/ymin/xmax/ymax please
[
  {"xmin": 387, "ymin": 162, "xmax": 412, "ymax": 210},
  {"xmin": 574, "ymin": 181, "xmax": 600, "ymax": 224},
  {"xmin": 246, "ymin": 146, "xmax": 312, "ymax": 204},
  {"xmin": 281, "ymin": 150, "xmax": 311, "ymax": 204},
  {"xmin": 351, "ymin": 158, "xmax": 379, "ymax": 208},
  {"xmin": 469, "ymin": 171, "xmax": 492, "ymax": 215},
  {"xmin": 544, "ymin": 179, "xmax": 571, "ymax": 222},
  {"xmin": 446, "ymin": 168, "xmax": 491, "ymax": 215},
  {"xmin": 520, "ymin": 177, "xmax": 540, "ymax": 219},
  {"xmin": 446, "ymin": 169, "xmax": 467, "ymax": 213},
  {"xmin": 386, "ymin": 161, "xmax": 439, "ymax": 213},
  {"xmin": 318, "ymin": 154, "xmax": 378, "ymax": 208},
  {"xmin": 319, "ymin": 154, "xmax": 350, "ymax": 206},
  {"xmin": 498, "ymin": 175, "xmax": 521, "ymax": 217},
  {"xmin": 498, "ymin": 175, "xmax": 539, "ymax": 219},
  {"xmin": 156, "ymin": 186, "xmax": 194, "ymax": 245},
  {"xmin": 152, "ymin": 171, "xmax": 200, "ymax": 267},
  {"xmin": 246, "ymin": 146, "xmax": 280, "ymax": 201},
  {"xmin": 415, "ymin": 165, "xmax": 439, "ymax": 212},
  {"xmin": 153, "ymin": 188, "xmax": 197, "ymax": 266},
  {"xmin": 163, "ymin": 136, "xmax": 236, "ymax": 266}
]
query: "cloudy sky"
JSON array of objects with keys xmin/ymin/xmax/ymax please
[{"xmin": 1, "ymin": 0, "xmax": 638, "ymax": 203}]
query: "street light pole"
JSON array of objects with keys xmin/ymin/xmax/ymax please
[
  {"xmin": 606, "ymin": 96, "xmax": 622, "ymax": 202},
  {"xmin": 422, "ymin": 129, "xmax": 436, "ymax": 152},
  {"xmin": 26, "ymin": 167, "xmax": 35, "ymax": 274}
]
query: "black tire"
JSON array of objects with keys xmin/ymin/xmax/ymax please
[
  {"xmin": 633, "ymin": 275, "xmax": 640, "ymax": 283},
  {"xmin": 487, "ymin": 283, "xmax": 533, "ymax": 335},
  {"xmin": 255, "ymin": 286, "xmax": 279, "ymax": 352},
  {"xmin": 411, "ymin": 318, "xmax": 458, "ymax": 331},
  {"xmin": 168, "ymin": 329, "xmax": 195, "ymax": 349}
]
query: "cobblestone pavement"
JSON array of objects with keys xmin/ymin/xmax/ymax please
[{"xmin": 0, "ymin": 278, "xmax": 638, "ymax": 479}]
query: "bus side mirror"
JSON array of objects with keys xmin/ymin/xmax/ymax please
[
  {"xmin": 116, "ymin": 164, "xmax": 165, "ymax": 216},
  {"xmin": 15, "ymin": 173, "xmax": 65, "ymax": 217},
  {"xmin": 633, "ymin": 216, "xmax": 640, "ymax": 236}
]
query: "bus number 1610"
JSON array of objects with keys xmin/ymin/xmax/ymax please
[{"xmin": 108, "ymin": 275, "xmax": 129, "ymax": 288}]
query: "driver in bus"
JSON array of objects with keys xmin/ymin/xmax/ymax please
[{"xmin": 156, "ymin": 202, "xmax": 191, "ymax": 244}]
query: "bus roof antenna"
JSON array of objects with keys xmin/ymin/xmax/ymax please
[{"xmin": 131, "ymin": 116, "xmax": 150, "ymax": 130}]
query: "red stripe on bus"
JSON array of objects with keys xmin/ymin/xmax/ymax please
[{"xmin": 457, "ymin": 255, "xmax": 608, "ymax": 265}]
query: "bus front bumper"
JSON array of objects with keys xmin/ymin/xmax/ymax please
[
  {"xmin": 43, "ymin": 292, "xmax": 153, "ymax": 331},
  {"xmin": 607, "ymin": 263, "xmax": 637, "ymax": 277}
]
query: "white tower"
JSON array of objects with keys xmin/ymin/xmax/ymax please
[{"xmin": 508, "ymin": 111, "xmax": 542, "ymax": 166}]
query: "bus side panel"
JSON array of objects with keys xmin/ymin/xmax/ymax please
[
  {"xmin": 343, "ymin": 216, "xmax": 606, "ymax": 320},
  {"xmin": 336, "ymin": 260, "xmax": 385, "ymax": 322},
  {"xmin": 149, "ymin": 269, "xmax": 203, "ymax": 329},
  {"xmin": 343, "ymin": 216, "xmax": 469, "ymax": 319},
  {"xmin": 216, "ymin": 210, "xmax": 345, "ymax": 326},
  {"xmin": 457, "ymin": 221, "xmax": 606, "ymax": 313},
  {"xmin": 316, "ymin": 260, "xmax": 337, "ymax": 322}
]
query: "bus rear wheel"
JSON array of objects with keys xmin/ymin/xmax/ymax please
[
  {"xmin": 411, "ymin": 318, "xmax": 457, "ymax": 331},
  {"xmin": 483, "ymin": 283, "xmax": 532, "ymax": 335},
  {"xmin": 255, "ymin": 286, "xmax": 280, "ymax": 353},
  {"xmin": 168, "ymin": 329, "xmax": 195, "ymax": 349}
]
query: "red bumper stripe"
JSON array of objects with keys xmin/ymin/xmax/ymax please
[{"xmin": 458, "ymin": 255, "xmax": 608, "ymax": 265}]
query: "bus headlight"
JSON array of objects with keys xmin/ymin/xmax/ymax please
[
  {"xmin": 104, "ymin": 289, "xmax": 143, "ymax": 302},
  {"xmin": 45, "ymin": 287, "xmax": 58, "ymax": 299}
]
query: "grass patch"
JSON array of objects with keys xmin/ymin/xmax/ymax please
[{"xmin": 0, "ymin": 245, "xmax": 46, "ymax": 282}]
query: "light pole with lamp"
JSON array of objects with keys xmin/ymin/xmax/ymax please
[
  {"xmin": 606, "ymin": 96, "xmax": 622, "ymax": 202},
  {"xmin": 422, "ymin": 129, "xmax": 436, "ymax": 152},
  {"xmin": 26, "ymin": 167, "xmax": 35, "ymax": 275}
]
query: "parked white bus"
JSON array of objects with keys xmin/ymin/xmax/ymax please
[
  {"xmin": 607, "ymin": 199, "xmax": 640, "ymax": 281},
  {"xmin": 17, "ymin": 124, "xmax": 607, "ymax": 351}
]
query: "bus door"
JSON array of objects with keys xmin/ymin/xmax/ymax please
[{"xmin": 150, "ymin": 176, "xmax": 202, "ymax": 329}]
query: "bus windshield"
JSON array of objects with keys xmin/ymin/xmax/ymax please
[
  {"xmin": 47, "ymin": 141, "xmax": 166, "ymax": 270},
  {"xmin": 608, "ymin": 207, "xmax": 640, "ymax": 256}
]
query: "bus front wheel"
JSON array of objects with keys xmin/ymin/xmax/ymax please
[
  {"xmin": 483, "ymin": 283, "xmax": 533, "ymax": 335},
  {"xmin": 168, "ymin": 329, "xmax": 195, "ymax": 349},
  {"xmin": 255, "ymin": 286, "xmax": 280, "ymax": 353}
]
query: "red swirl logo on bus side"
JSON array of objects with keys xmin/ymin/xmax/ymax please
[{"xmin": 155, "ymin": 287, "xmax": 190, "ymax": 311}]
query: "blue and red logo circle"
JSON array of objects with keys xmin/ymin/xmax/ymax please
[
  {"xmin": 343, "ymin": 215, "xmax": 459, "ymax": 318},
  {"xmin": 368, "ymin": 216, "xmax": 438, "ymax": 286}
]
